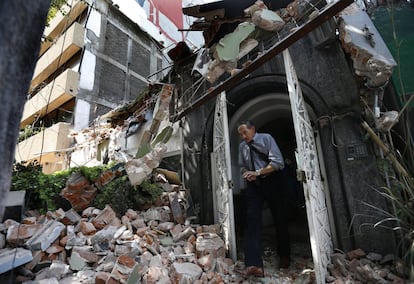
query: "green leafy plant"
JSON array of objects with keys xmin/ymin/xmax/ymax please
[
  {"xmin": 12, "ymin": 161, "xmax": 164, "ymax": 216},
  {"xmin": 92, "ymin": 176, "xmax": 163, "ymax": 215},
  {"xmin": 78, "ymin": 165, "xmax": 111, "ymax": 183},
  {"xmin": 11, "ymin": 161, "xmax": 44, "ymax": 210},
  {"xmin": 39, "ymin": 170, "xmax": 71, "ymax": 211},
  {"xmin": 384, "ymin": 177, "xmax": 414, "ymax": 281},
  {"xmin": 18, "ymin": 125, "xmax": 44, "ymax": 143},
  {"xmin": 46, "ymin": 0, "xmax": 69, "ymax": 25},
  {"xmin": 11, "ymin": 161, "xmax": 72, "ymax": 212}
]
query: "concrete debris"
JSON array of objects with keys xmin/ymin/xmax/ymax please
[
  {"xmin": 125, "ymin": 143, "xmax": 167, "ymax": 186},
  {"xmin": 0, "ymin": 248, "xmax": 33, "ymax": 274},
  {"xmin": 205, "ymin": 59, "xmax": 235, "ymax": 84},
  {"xmin": 199, "ymin": 0, "xmax": 291, "ymax": 84},
  {"xmin": 215, "ymin": 22, "xmax": 256, "ymax": 62},
  {"xmin": 171, "ymin": 262, "xmax": 203, "ymax": 283},
  {"xmin": 195, "ymin": 232, "xmax": 226, "ymax": 259},
  {"xmin": 326, "ymin": 250, "xmax": 408, "ymax": 283},
  {"xmin": 376, "ymin": 110, "xmax": 399, "ymax": 133},
  {"xmin": 1, "ymin": 186, "xmax": 409, "ymax": 283},
  {"xmin": 251, "ymin": 8, "xmax": 285, "ymax": 32},
  {"xmin": 61, "ymin": 172, "xmax": 97, "ymax": 212},
  {"xmin": 338, "ymin": 3, "xmax": 396, "ymax": 88},
  {"xmin": 168, "ymin": 192, "xmax": 186, "ymax": 224},
  {"xmin": 140, "ymin": 84, "xmax": 173, "ymax": 146},
  {"xmin": 6, "ymin": 224, "xmax": 42, "ymax": 246},
  {"xmin": 0, "ymin": 186, "xmax": 235, "ymax": 284},
  {"xmin": 60, "ymin": 209, "xmax": 81, "ymax": 226},
  {"xmin": 92, "ymin": 205, "xmax": 120, "ymax": 230},
  {"xmin": 25, "ymin": 220, "xmax": 65, "ymax": 251}
]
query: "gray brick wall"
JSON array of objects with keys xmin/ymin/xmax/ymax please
[
  {"xmin": 130, "ymin": 43, "xmax": 150, "ymax": 76},
  {"xmin": 104, "ymin": 22, "xmax": 128, "ymax": 64}
]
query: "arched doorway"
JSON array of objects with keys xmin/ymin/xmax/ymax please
[
  {"xmin": 210, "ymin": 58, "xmax": 335, "ymax": 281},
  {"xmin": 227, "ymin": 92, "xmax": 312, "ymax": 269}
]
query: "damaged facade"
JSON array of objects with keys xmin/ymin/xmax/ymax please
[
  {"xmin": 15, "ymin": 0, "xmax": 167, "ymax": 173},
  {"xmin": 10, "ymin": 0, "xmax": 413, "ymax": 283},
  {"xmin": 168, "ymin": 0, "xmax": 407, "ymax": 282}
]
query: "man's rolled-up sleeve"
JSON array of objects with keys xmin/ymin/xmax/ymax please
[{"xmin": 267, "ymin": 135, "xmax": 285, "ymax": 171}]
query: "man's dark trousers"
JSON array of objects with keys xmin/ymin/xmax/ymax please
[{"xmin": 244, "ymin": 170, "xmax": 290, "ymax": 267}]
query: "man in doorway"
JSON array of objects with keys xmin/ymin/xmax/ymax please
[{"xmin": 236, "ymin": 120, "xmax": 291, "ymax": 277}]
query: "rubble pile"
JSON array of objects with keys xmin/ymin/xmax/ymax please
[
  {"xmin": 1, "ymin": 181, "xmax": 410, "ymax": 284},
  {"xmin": 326, "ymin": 248, "xmax": 408, "ymax": 283},
  {"xmin": 0, "ymin": 201, "xmax": 240, "ymax": 283}
]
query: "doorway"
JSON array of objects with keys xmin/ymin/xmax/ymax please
[{"xmin": 228, "ymin": 92, "xmax": 313, "ymax": 273}]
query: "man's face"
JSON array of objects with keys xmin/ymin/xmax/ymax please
[{"xmin": 238, "ymin": 124, "xmax": 255, "ymax": 143}]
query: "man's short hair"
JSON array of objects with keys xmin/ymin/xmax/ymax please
[{"xmin": 238, "ymin": 120, "xmax": 255, "ymax": 129}]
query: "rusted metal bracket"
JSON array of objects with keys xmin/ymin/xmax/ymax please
[{"xmin": 171, "ymin": 0, "xmax": 353, "ymax": 122}]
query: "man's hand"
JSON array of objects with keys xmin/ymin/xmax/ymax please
[{"xmin": 242, "ymin": 170, "xmax": 259, "ymax": 182}]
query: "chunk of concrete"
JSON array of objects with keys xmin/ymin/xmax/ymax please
[
  {"xmin": 92, "ymin": 205, "xmax": 119, "ymax": 230},
  {"xmin": 173, "ymin": 226, "xmax": 195, "ymax": 242},
  {"xmin": 338, "ymin": 3, "xmax": 396, "ymax": 88},
  {"xmin": 45, "ymin": 244, "xmax": 64, "ymax": 256},
  {"xmin": 6, "ymin": 223, "xmax": 42, "ymax": 246},
  {"xmin": 79, "ymin": 221, "xmax": 96, "ymax": 235},
  {"xmin": 125, "ymin": 209, "xmax": 138, "ymax": 220},
  {"xmin": 69, "ymin": 251, "xmax": 88, "ymax": 271},
  {"xmin": 91, "ymin": 225, "xmax": 118, "ymax": 252},
  {"xmin": 171, "ymin": 262, "xmax": 203, "ymax": 283},
  {"xmin": 72, "ymin": 246, "xmax": 100, "ymax": 263},
  {"xmin": 0, "ymin": 248, "xmax": 33, "ymax": 274},
  {"xmin": 61, "ymin": 172, "xmax": 97, "ymax": 211},
  {"xmin": 47, "ymin": 261, "xmax": 71, "ymax": 279},
  {"xmin": 25, "ymin": 250, "xmax": 43, "ymax": 271},
  {"xmin": 195, "ymin": 233, "xmax": 225, "ymax": 258},
  {"xmin": 25, "ymin": 220, "xmax": 65, "ymax": 251},
  {"xmin": 143, "ymin": 206, "xmax": 171, "ymax": 223},
  {"xmin": 252, "ymin": 9, "xmax": 285, "ymax": 31},
  {"xmin": 157, "ymin": 222, "xmax": 175, "ymax": 232},
  {"xmin": 107, "ymin": 255, "xmax": 137, "ymax": 283},
  {"xmin": 61, "ymin": 208, "xmax": 81, "ymax": 225},
  {"xmin": 169, "ymin": 192, "xmax": 185, "ymax": 224},
  {"xmin": 65, "ymin": 235, "xmax": 87, "ymax": 249},
  {"xmin": 126, "ymin": 264, "xmax": 142, "ymax": 284},
  {"xmin": 125, "ymin": 144, "xmax": 168, "ymax": 186},
  {"xmin": 145, "ymin": 266, "xmax": 162, "ymax": 283},
  {"xmin": 215, "ymin": 22, "xmax": 256, "ymax": 61},
  {"xmin": 95, "ymin": 271, "xmax": 110, "ymax": 284}
]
